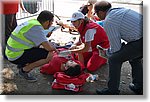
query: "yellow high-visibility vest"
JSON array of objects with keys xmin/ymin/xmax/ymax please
[{"xmin": 5, "ymin": 19, "xmax": 41, "ymax": 61}]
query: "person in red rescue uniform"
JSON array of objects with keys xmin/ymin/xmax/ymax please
[{"xmin": 68, "ymin": 11, "xmax": 110, "ymax": 72}]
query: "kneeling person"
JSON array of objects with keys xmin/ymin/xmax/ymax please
[{"xmin": 5, "ymin": 10, "xmax": 57, "ymax": 82}]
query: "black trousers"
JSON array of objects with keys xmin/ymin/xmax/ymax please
[
  {"xmin": 10, "ymin": 47, "xmax": 49, "ymax": 67},
  {"xmin": 2, "ymin": 14, "xmax": 17, "ymax": 59},
  {"xmin": 5, "ymin": 14, "xmax": 17, "ymax": 44},
  {"xmin": 107, "ymin": 38, "xmax": 143, "ymax": 91}
]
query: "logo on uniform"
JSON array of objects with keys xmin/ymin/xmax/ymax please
[{"xmin": 72, "ymin": 14, "xmax": 77, "ymax": 18}]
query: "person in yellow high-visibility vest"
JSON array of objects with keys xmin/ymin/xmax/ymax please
[{"xmin": 5, "ymin": 10, "xmax": 58, "ymax": 82}]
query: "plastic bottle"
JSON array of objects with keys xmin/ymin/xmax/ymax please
[{"xmin": 86, "ymin": 74, "xmax": 99, "ymax": 82}]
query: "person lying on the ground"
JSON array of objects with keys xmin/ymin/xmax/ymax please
[
  {"xmin": 40, "ymin": 48, "xmax": 99, "ymax": 92},
  {"xmin": 40, "ymin": 48, "xmax": 85, "ymax": 75}
]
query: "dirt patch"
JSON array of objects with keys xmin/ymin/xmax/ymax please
[{"xmin": 1, "ymin": 59, "xmax": 135, "ymax": 95}]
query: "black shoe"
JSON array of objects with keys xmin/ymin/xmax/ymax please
[
  {"xmin": 96, "ymin": 88, "xmax": 120, "ymax": 95},
  {"xmin": 129, "ymin": 83, "xmax": 143, "ymax": 95}
]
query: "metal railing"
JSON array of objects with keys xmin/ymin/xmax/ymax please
[{"xmin": 16, "ymin": 0, "xmax": 54, "ymax": 20}]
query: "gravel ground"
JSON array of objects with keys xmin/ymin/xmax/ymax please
[
  {"xmin": 1, "ymin": 28, "xmax": 136, "ymax": 95},
  {"xmin": 2, "ymin": 58, "xmax": 135, "ymax": 95}
]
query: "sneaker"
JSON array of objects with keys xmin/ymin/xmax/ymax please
[
  {"xmin": 96, "ymin": 88, "xmax": 120, "ymax": 95},
  {"xmin": 19, "ymin": 69, "xmax": 37, "ymax": 82},
  {"xmin": 129, "ymin": 83, "xmax": 143, "ymax": 95}
]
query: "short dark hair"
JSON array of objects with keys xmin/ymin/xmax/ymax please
[
  {"xmin": 37, "ymin": 10, "xmax": 54, "ymax": 24},
  {"xmin": 94, "ymin": 1, "xmax": 111, "ymax": 12},
  {"xmin": 64, "ymin": 64, "xmax": 81, "ymax": 76},
  {"xmin": 79, "ymin": 5, "xmax": 89, "ymax": 15}
]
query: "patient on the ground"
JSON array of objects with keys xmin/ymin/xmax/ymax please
[{"xmin": 40, "ymin": 48, "xmax": 85, "ymax": 75}]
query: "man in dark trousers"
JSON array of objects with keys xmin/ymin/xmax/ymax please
[
  {"xmin": 1, "ymin": 0, "xmax": 19, "ymax": 47},
  {"xmin": 94, "ymin": 1, "xmax": 143, "ymax": 95}
]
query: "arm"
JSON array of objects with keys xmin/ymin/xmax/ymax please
[
  {"xmin": 104, "ymin": 21, "xmax": 122, "ymax": 55},
  {"xmin": 19, "ymin": 0, "xmax": 26, "ymax": 12},
  {"xmin": 58, "ymin": 43, "xmax": 88, "ymax": 57},
  {"xmin": 87, "ymin": 4, "xmax": 93, "ymax": 19},
  {"xmin": 56, "ymin": 20, "xmax": 77, "ymax": 31},
  {"xmin": 70, "ymin": 28, "xmax": 96, "ymax": 53},
  {"xmin": 41, "ymin": 41, "xmax": 57, "ymax": 52},
  {"xmin": 59, "ymin": 28, "xmax": 95, "ymax": 56},
  {"xmin": 69, "ymin": 42, "xmax": 91, "ymax": 53},
  {"xmin": 60, "ymin": 63, "xmax": 65, "ymax": 71},
  {"xmin": 69, "ymin": 38, "xmax": 82, "ymax": 50},
  {"xmin": 77, "ymin": 53, "xmax": 84, "ymax": 65}
]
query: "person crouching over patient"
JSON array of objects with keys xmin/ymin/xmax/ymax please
[
  {"xmin": 66, "ymin": 11, "xmax": 110, "ymax": 72},
  {"xmin": 5, "ymin": 10, "xmax": 57, "ymax": 82}
]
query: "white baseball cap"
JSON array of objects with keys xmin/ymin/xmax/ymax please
[{"xmin": 68, "ymin": 11, "xmax": 85, "ymax": 21}]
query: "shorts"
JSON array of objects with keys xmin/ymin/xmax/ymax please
[{"xmin": 10, "ymin": 47, "xmax": 49, "ymax": 67}]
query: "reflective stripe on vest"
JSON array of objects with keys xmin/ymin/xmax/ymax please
[
  {"xmin": 6, "ymin": 45, "xmax": 23, "ymax": 52},
  {"xmin": 5, "ymin": 19, "xmax": 41, "ymax": 61},
  {"xmin": 10, "ymin": 34, "xmax": 33, "ymax": 48}
]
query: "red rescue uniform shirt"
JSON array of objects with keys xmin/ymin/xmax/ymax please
[{"xmin": 77, "ymin": 20, "xmax": 110, "ymax": 71}]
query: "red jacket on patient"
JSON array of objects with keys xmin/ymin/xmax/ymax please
[{"xmin": 40, "ymin": 48, "xmax": 85, "ymax": 75}]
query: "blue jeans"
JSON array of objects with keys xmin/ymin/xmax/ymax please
[{"xmin": 107, "ymin": 38, "xmax": 143, "ymax": 91}]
